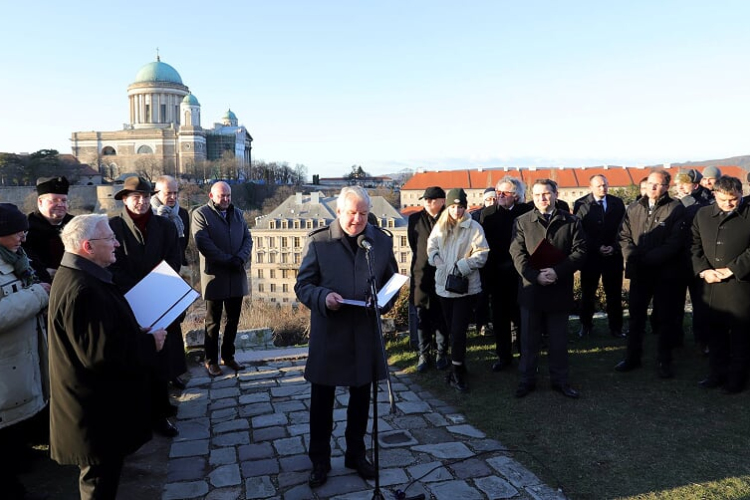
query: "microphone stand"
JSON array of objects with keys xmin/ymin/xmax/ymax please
[{"xmin": 362, "ymin": 243, "xmax": 394, "ymax": 500}]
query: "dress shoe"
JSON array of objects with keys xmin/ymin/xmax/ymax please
[
  {"xmin": 435, "ymin": 355, "xmax": 451, "ymax": 371},
  {"xmin": 514, "ymin": 382, "xmax": 536, "ymax": 398},
  {"xmin": 153, "ymin": 418, "xmax": 179, "ymax": 438},
  {"xmin": 551, "ymin": 383, "xmax": 580, "ymax": 399},
  {"xmin": 698, "ymin": 376, "xmax": 723, "ymax": 389},
  {"xmin": 610, "ymin": 329, "xmax": 626, "ymax": 338},
  {"xmin": 170, "ymin": 377, "xmax": 187, "ymax": 390},
  {"xmin": 205, "ymin": 362, "xmax": 222, "ymax": 377},
  {"xmin": 615, "ymin": 358, "xmax": 642, "ymax": 372},
  {"xmin": 308, "ymin": 461, "xmax": 331, "ymax": 488},
  {"xmin": 416, "ymin": 355, "xmax": 429, "ymax": 373},
  {"xmin": 577, "ymin": 325, "xmax": 592, "ymax": 338},
  {"xmin": 344, "ymin": 455, "xmax": 377, "ymax": 480},
  {"xmin": 222, "ymin": 359, "xmax": 245, "ymax": 371},
  {"xmin": 657, "ymin": 362, "xmax": 674, "ymax": 379},
  {"xmin": 447, "ymin": 365, "xmax": 469, "ymax": 393},
  {"xmin": 491, "ymin": 359, "xmax": 511, "ymax": 372}
]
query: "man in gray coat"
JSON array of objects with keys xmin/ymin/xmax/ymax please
[
  {"xmin": 295, "ymin": 186, "xmax": 398, "ymax": 488},
  {"xmin": 192, "ymin": 181, "xmax": 252, "ymax": 377}
]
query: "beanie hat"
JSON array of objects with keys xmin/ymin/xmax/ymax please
[
  {"xmin": 483, "ymin": 187, "xmax": 496, "ymax": 197},
  {"xmin": 0, "ymin": 203, "xmax": 29, "ymax": 236},
  {"xmin": 445, "ymin": 188, "xmax": 468, "ymax": 208},
  {"xmin": 702, "ymin": 166, "xmax": 721, "ymax": 179},
  {"xmin": 684, "ymin": 169, "xmax": 702, "ymax": 183}
]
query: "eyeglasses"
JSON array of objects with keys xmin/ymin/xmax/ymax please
[
  {"xmin": 647, "ymin": 183, "xmax": 668, "ymax": 188},
  {"xmin": 89, "ymin": 235, "xmax": 118, "ymax": 243},
  {"xmin": 497, "ymin": 191, "xmax": 515, "ymax": 197},
  {"xmin": 10, "ymin": 230, "xmax": 29, "ymax": 239}
]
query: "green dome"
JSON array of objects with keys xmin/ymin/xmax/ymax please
[
  {"xmin": 134, "ymin": 60, "xmax": 183, "ymax": 84},
  {"xmin": 183, "ymin": 93, "xmax": 200, "ymax": 105},
  {"xmin": 223, "ymin": 109, "xmax": 237, "ymax": 120}
]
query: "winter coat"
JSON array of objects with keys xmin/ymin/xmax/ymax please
[
  {"xmin": 691, "ymin": 201, "xmax": 750, "ymax": 324},
  {"xmin": 109, "ymin": 208, "xmax": 182, "ymax": 292},
  {"xmin": 296, "ymin": 221, "xmax": 398, "ymax": 387},
  {"xmin": 23, "ymin": 211, "xmax": 74, "ymax": 282},
  {"xmin": 192, "ymin": 202, "xmax": 252, "ymax": 300},
  {"xmin": 407, "ymin": 208, "xmax": 443, "ymax": 307},
  {"xmin": 480, "ymin": 202, "xmax": 532, "ymax": 275},
  {"xmin": 48, "ymin": 253, "xmax": 156, "ymax": 465},
  {"xmin": 620, "ymin": 195, "xmax": 686, "ymax": 279},
  {"xmin": 0, "ymin": 256, "xmax": 49, "ymax": 430},
  {"xmin": 573, "ymin": 193, "xmax": 626, "ymax": 259},
  {"xmin": 510, "ymin": 208, "xmax": 587, "ymax": 313},
  {"xmin": 426, "ymin": 216, "xmax": 489, "ymax": 298}
]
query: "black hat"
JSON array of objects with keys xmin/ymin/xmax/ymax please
[
  {"xmin": 419, "ymin": 186, "xmax": 446, "ymax": 200},
  {"xmin": 36, "ymin": 176, "xmax": 70, "ymax": 196},
  {"xmin": 0, "ymin": 203, "xmax": 29, "ymax": 237},
  {"xmin": 445, "ymin": 188, "xmax": 468, "ymax": 208},
  {"xmin": 114, "ymin": 176, "xmax": 154, "ymax": 200}
]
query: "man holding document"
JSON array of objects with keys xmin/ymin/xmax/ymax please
[
  {"xmin": 510, "ymin": 179, "xmax": 587, "ymax": 399},
  {"xmin": 48, "ymin": 214, "xmax": 167, "ymax": 499},
  {"xmin": 295, "ymin": 186, "xmax": 398, "ymax": 488}
]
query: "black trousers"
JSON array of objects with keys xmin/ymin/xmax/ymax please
[
  {"xmin": 79, "ymin": 459, "xmax": 124, "ymax": 500},
  {"xmin": 204, "ymin": 297, "xmax": 243, "ymax": 365},
  {"xmin": 579, "ymin": 255, "xmax": 623, "ymax": 331},
  {"xmin": 488, "ymin": 270, "xmax": 522, "ymax": 363},
  {"xmin": 708, "ymin": 317, "xmax": 750, "ymax": 388},
  {"xmin": 519, "ymin": 308, "xmax": 570, "ymax": 386},
  {"xmin": 627, "ymin": 273, "xmax": 683, "ymax": 363},
  {"xmin": 439, "ymin": 294, "xmax": 476, "ymax": 365},
  {"xmin": 309, "ymin": 383, "xmax": 370, "ymax": 465},
  {"xmin": 416, "ymin": 298, "xmax": 448, "ymax": 357}
]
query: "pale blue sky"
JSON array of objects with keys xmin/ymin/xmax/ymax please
[{"xmin": 2, "ymin": 1, "xmax": 749, "ymax": 178}]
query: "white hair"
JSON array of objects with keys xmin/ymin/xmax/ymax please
[
  {"xmin": 61, "ymin": 214, "xmax": 109, "ymax": 252},
  {"xmin": 497, "ymin": 176, "xmax": 527, "ymax": 203},
  {"xmin": 336, "ymin": 186, "xmax": 371, "ymax": 211}
]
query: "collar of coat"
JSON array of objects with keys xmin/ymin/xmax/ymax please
[
  {"xmin": 531, "ymin": 208, "xmax": 560, "ymax": 222},
  {"xmin": 638, "ymin": 192, "xmax": 673, "ymax": 209},
  {"xmin": 59, "ymin": 252, "xmax": 114, "ymax": 284},
  {"xmin": 709, "ymin": 198, "xmax": 747, "ymax": 219}
]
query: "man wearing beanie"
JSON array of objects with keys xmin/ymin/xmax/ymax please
[
  {"xmin": 24, "ymin": 176, "xmax": 74, "ymax": 282},
  {"xmin": 0, "ymin": 203, "xmax": 51, "ymax": 500},
  {"xmin": 701, "ymin": 166, "xmax": 722, "ymax": 192}
]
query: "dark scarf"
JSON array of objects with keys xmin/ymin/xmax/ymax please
[
  {"xmin": 0, "ymin": 245, "xmax": 40, "ymax": 287},
  {"xmin": 127, "ymin": 208, "xmax": 152, "ymax": 238}
]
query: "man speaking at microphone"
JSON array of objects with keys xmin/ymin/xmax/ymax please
[{"xmin": 295, "ymin": 186, "xmax": 398, "ymax": 488}]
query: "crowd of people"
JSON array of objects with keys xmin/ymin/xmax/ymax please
[
  {"xmin": 408, "ymin": 167, "xmax": 750, "ymax": 399},
  {"xmin": 0, "ymin": 176, "xmax": 252, "ymax": 499}
]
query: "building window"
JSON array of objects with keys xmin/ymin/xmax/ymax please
[
  {"xmin": 318, "ymin": 219, "xmax": 326, "ymax": 227},
  {"xmin": 257, "ymin": 269, "xmax": 263, "ymax": 279},
  {"xmin": 137, "ymin": 145, "xmax": 153, "ymax": 154},
  {"xmin": 400, "ymin": 252, "xmax": 408, "ymax": 263},
  {"xmin": 281, "ymin": 220, "xmax": 288, "ymax": 229},
  {"xmin": 282, "ymin": 298, "xmax": 289, "ymax": 303},
  {"xmin": 282, "ymin": 284, "xmax": 289, "ymax": 293},
  {"xmin": 281, "ymin": 237, "xmax": 288, "ymax": 248},
  {"xmin": 270, "ymin": 284, "xmax": 277, "ymax": 292},
  {"xmin": 101, "ymin": 146, "xmax": 116, "ymax": 156},
  {"xmin": 258, "ymin": 283, "xmax": 264, "ymax": 292},
  {"xmin": 281, "ymin": 253, "xmax": 289, "ymax": 264},
  {"xmin": 281, "ymin": 269, "xmax": 288, "ymax": 279},
  {"xmin": 269, "ymin": 253, "xmax": 276, "ymax": 263},
  {"xmin": 269, "ymin": 221, "xmax": 276, "ymax": 229},
  {"xmin": 270, "ymin": 269, "xmax": 276, "ymax": 279},
  {"xmin": 267, "ymin": 237, "xmax": 276, "ymax": 248},
  {"xmin": 294, "ymin": 253, "xmax": 301, "ymax": 264},
  {"xmin": 294, "ymin": 237, "xmax": 301, "ymax": 248},
  {"xmin": 160, "ymin": 104, "xmax": 167, "ymax": 122},
  {"xmin": 306, "ymin": 220, "xmax": 313, "ymax": 229},
  {"xmin": 387, "ymin": 219, "xmax": 395, "ymax": 228},
  {"xmin": 400, "ymin": 236, "xmax": 407, "ymax": 247},
  {"xmin": 270, "ymin": 297, "xmax": 276, "ymax": 302},
  {"xmin": 400, "ymin": 268, "xmax": 407, "ymax": 275},
  {"xmin": 256, "ymin": 253, "xmax": 264, "ymax": 263}
]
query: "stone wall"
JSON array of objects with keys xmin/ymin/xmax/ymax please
[{"xmin": 0, "ymin": 185, "xmax": 120, "ymax": 213}]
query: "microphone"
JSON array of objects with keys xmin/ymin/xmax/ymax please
[{"xmin": 357, "ymin": 234, "xmax": 373, "ymax": 251}]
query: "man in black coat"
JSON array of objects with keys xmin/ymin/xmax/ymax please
[
  {"xmin": 510, "ymin": 179, "xmax": 586, "ymax": 399},
  {"xmin": 573, "ymin": 174, "xmax": 626, "ymax": 338},
  {"xmin": 24, "ymin": 176, "xmax": 74, "ymax": 283},
  {"xmin": 48, "ymin": 214, "xmax": 167, "ymax": 500},
  {"xmin": 480, "ymin": 176, "xmax": 531, "ymax": 371},
  {"xmin": 295, "ymin": 186, "xmax": 398, "ymax": 488},
  {"xmin": 692, "ymin": 176, "xmax": 750, "ymax": 393},
  {"xmin": 408, "ymin": 186, "xmax": 448, "ymax": 372},
  {"xmin": 109, "ymin": 176, "xmax": 182, "ymax": 438},
  {"xmin": 616, "ymin": 170, "xmax": 686, "ymax": 378}
]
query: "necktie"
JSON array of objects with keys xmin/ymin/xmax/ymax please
[{"xmin": 598, "ymin": 199, "xmax": 605, "ymax": 212}]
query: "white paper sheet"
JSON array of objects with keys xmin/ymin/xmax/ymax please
[{"xmin": 338, "ymin": 273, "xmax": 409, "ymax": 308}]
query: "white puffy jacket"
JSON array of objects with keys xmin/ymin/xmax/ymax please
[{"xmin": 426, "ymin": 216, "xmax": 489, "ymax": 298}]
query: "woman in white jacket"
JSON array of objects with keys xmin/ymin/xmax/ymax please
[
  {"xmin": 0, "ymin": 203, "xmax": 50, "ymax": 500},
  {"xmin": 427, "ymin": 188, "xmax": 489, "ymax": 392}
]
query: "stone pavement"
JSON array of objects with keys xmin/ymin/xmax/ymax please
[{"xmin": 163, "ymin": 348, "xmax": 566, "ymax": 500}]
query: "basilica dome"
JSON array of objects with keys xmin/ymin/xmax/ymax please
[
  {"xmin": 183, "ymin": 93, "xmax": 200, "ymax": 105},
  {"xmin": 133, "ymin": 58, "xmax": 183, "ymax": 85}
]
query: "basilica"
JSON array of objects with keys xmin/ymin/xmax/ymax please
[{"xmin": 70, "ymin": 57, "xmax": 252, "ymax": 179}]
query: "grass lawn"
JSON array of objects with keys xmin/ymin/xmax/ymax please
[{"xmin": 386, "ymin": 317, "xmax": 750, "ymax": 500}]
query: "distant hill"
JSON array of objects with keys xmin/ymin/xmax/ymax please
[{"xmin": 666, "ymin": 154, "xmax": 750, "ymax": 172}]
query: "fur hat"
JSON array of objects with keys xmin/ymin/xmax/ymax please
[
  {"xmin": 114, "ymin": 176, "xmax": 154, "ymax": 200},
  {"xmin": 0, "ymin": 203, "xmax": 29, "ymax": 236},
  {"xmin": 36, "ymin": 176, "xmax": 70, "ymax": 196},
  {"xmin": 445, "ymin": 188, "xmax": 468, "ymax": 208}
]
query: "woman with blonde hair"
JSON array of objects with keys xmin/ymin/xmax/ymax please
[{"xmin": 427, "ymin": 188, "xmax": 489, "ymax": 392}]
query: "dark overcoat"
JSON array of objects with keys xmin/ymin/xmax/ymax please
[
  {"xmin": 191, "ymin": 202, "xmax": 252, "ymax": 300},
  {"xmin": 691, "ymin": 201, "xmax": 750, "ymax": 323},
  {"xmin": 24, "ymin": 210, "xmax": 74, "ymax": 282},
  {"xmin": 108, "ymin": 209, "xmax": 181, "ymax": 292},
  {"xmin": 573, "ymin": 193, "xmax": 626, "ymax": 257},
  {"xmin": 480, "ymin": 202, "xmax": 532, "ymax": 275},
  {"xmin": 48, "ymin": 253, "xmax": 156, "ymax": 465},
  {"xmin": 296, "ymin": 221, "xmax": 398, "ymax": 387},
  {"xmin": 407, "ymin": 208, "xmax": 443, "ymax": 307},
  {"xmin": 509, "ymin": 209, "xmax": 587, "ymax": 313}
]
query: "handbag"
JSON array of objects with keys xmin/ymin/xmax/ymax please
[{"xmin": 445, "ymin": 264, "xmax": 469, "ymax": 294}]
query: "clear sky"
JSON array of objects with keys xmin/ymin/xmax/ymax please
[{"xmin": 2, "ymin": 1, "xmax": 749, "ymax": 178}]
